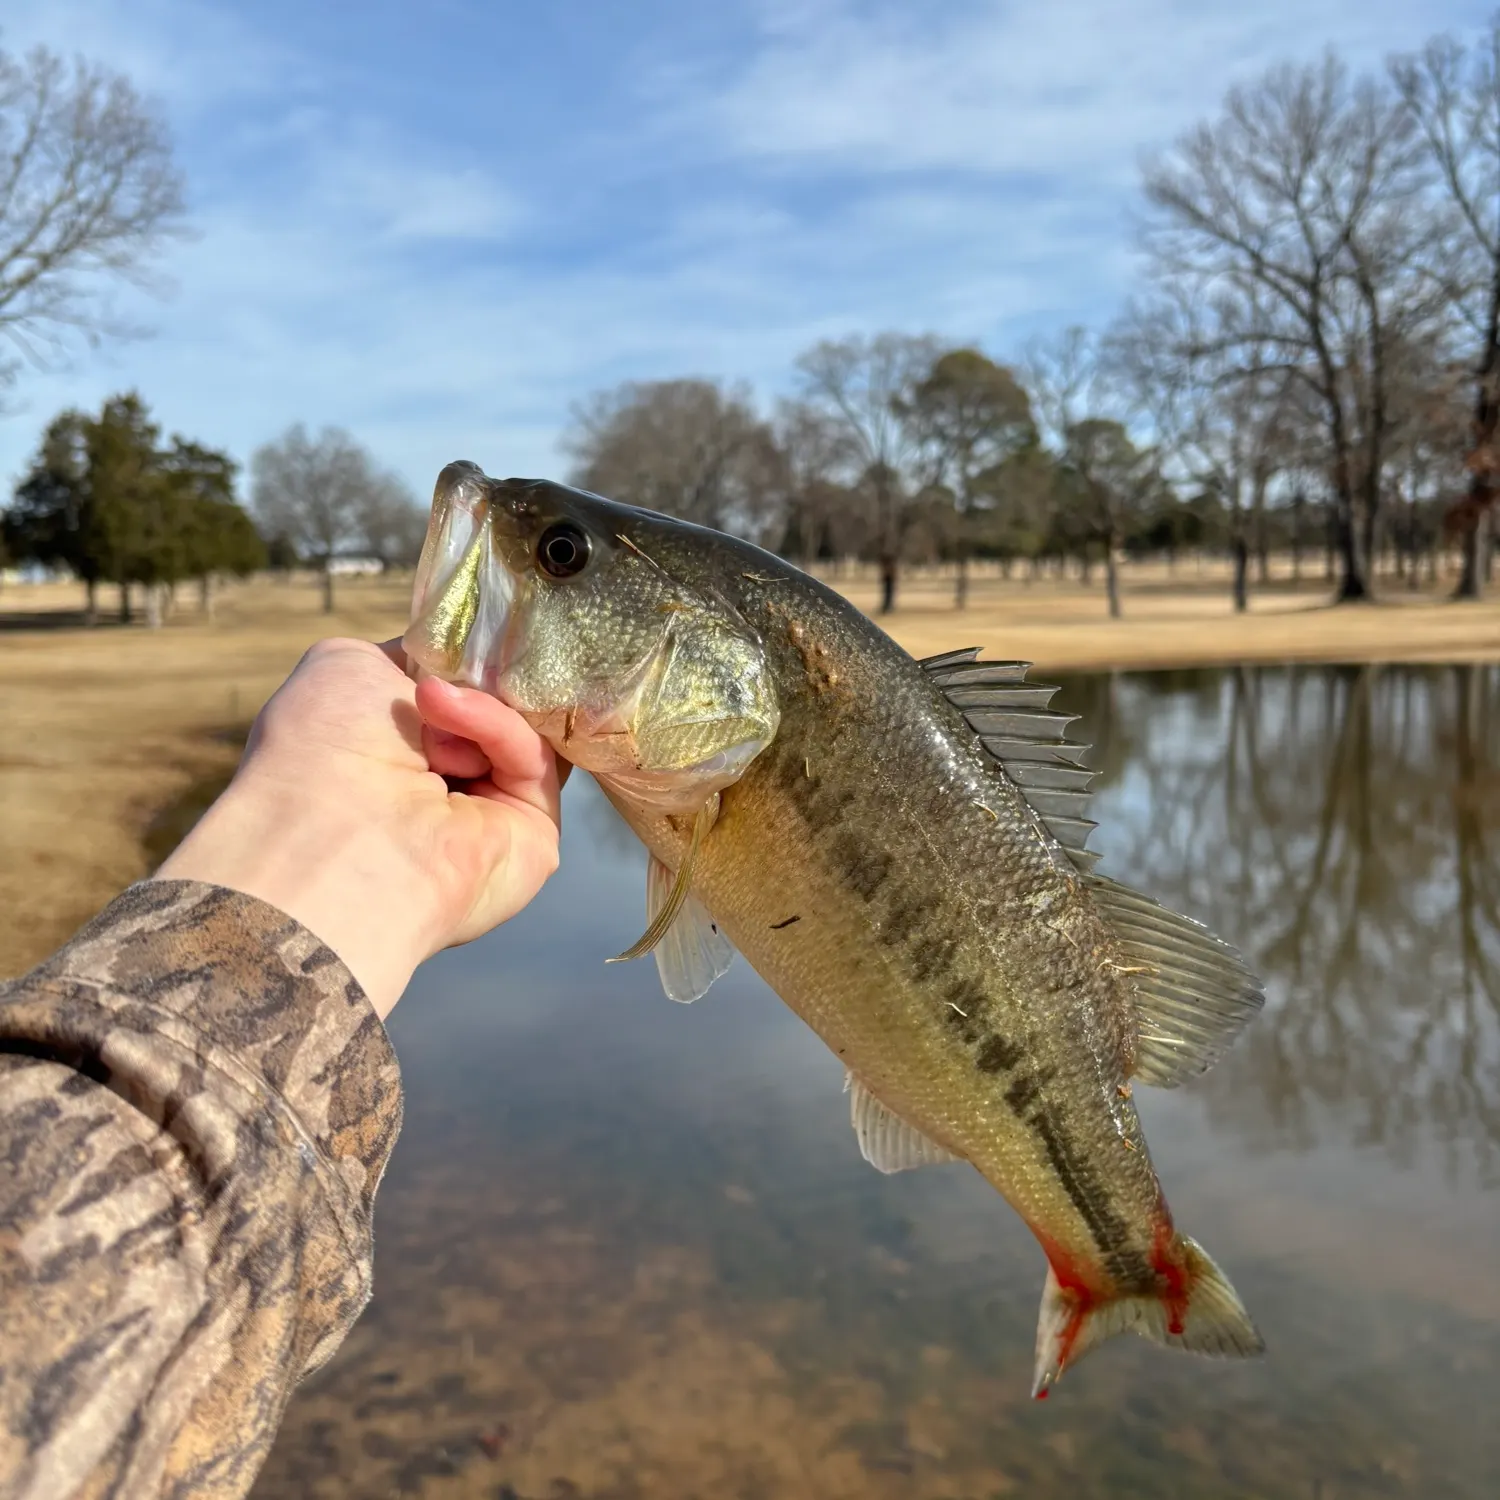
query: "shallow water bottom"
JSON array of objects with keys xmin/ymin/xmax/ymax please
[{"xmin": 251, "ymin": 666, "xmax": 1500, "ymax": 1499}]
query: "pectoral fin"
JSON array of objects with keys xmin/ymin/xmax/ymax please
[
  {"xmin": 608, "ymin": 797, "xmax": 718, "ymax": 964},
  {"xmin": 645, "ymin": 853, "xmax": 735, "ymax": 1003}
]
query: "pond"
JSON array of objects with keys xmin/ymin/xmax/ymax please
[{"xmin": 251, "ymin": 663, "xmax": 1500, "ymax": 1500}]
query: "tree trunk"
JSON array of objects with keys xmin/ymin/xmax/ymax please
[
  {"xmin": 119, "ymin": 582, "xmax": 132, "ymax": 624},
  {"xmin": 84, "ymin": 579, "xmax": 98, "ymax": 627},
  {"xmin": 1254, "ymin": 512, "xmax": 1269, "ymax": 584},
  {"xmin": 144, "ymin": 585, "xmax": 163, "ymax": 630},
  {"xmin": 1356, "ymin": 500, "xmax": 1378, "ymax": 601},
  {"xmin": 1232, "ymin": 536, "xmax": 1249, "ymax": 614},
  {"xmin": 1453, "ymin": 249, "xmax": 1500, "ymax": 600},
  {"xmin": 1104, "ymin": 536, "xmax": 1122, "ymax": 619},
  {"xmin": 1454, "ymin": 511, "xmax": 1482, "ymax": 599},
  {"xmin": 954, "ymin": 549, "xmax": 969, "ymax": 609},
  {"xmin": 878, "ymin": 555, "xmax": 897, "ymax": 614},
  {"xmin": 200, "ymin": 573, "xmax": 215, "ymax": 620},
  {"xmin": 1335, "ymin": 505, "xmax": 1369, "ymax": 602},
  {"xmin": 322, "ymin": 565, "xmax": 336, "ymax": 614}
]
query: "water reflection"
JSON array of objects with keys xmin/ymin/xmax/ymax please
[
  {"xmin": 251, "ymin": 665, "xmax": 1500, "ymax": 1500},
  {"xmin": 1066, "ymin": 665, "xmax": 1500, "ymax": 1178}
]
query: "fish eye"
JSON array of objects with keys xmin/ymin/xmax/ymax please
[{"xmin": 535, "ymin": 520, "xmax": 591, "ymax": 579}]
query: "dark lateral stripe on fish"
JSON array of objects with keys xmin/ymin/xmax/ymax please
[
  {"xmin": 944, "ymin": 976, "xmax": 987, "ymax": 1021},
  {"xmin": 772, "ymin": 732, "xmax": 1149, "ymax": 1280},
  {"xmin": 876, "ymin": 896, "xmax": 932, "ymax": 948},
  {"xmin": 1005, "ymin": 1071, "xmax": 1045, "ymax": 1114},
  {"xmin": 909, "ymin": 934, "xmax": 958, "ymax": 983},
  {"xmin": 830, "ymin": 833, "xmax": 892, "ymax": 900},
  {"xmin": 773, "ymin": 745, "xmax": 856, "ymax": 832},
  {"xmin": 976, "ymin": 1035, "xmax": 1025, "ymax": 1073},
  {"xmin": 1030, "ymin": 1110, "xmax": 1142, "ymax": 1275}
]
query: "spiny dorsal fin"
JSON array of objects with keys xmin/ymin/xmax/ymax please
[
  {"xmin": 1085, "ymin": 873, "xmax": 1264, "ymax": 1087},
  {"xmin": 845, "ymin": 1072, "xmax": 963, "ymax": 1173},
  {"xmin": 916, "ymin": 650, "xmax": 1263, "ymax": 1088},
  {"xmin": 917, "ymin": 648, "xmax": 1099, "ymax": 870}
]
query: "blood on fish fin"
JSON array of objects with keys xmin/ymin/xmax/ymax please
[
  {"xmin": 845, "ymin": 1072, "xmax": 963, "ymax": 1173},
  {"xmin": 1084, "ymin": 873, "xmax": 1265, "ymax": 1086},
  {"xmin": 917, "ymin": 650, "xmax": 1099, "ymax": 867},
  {"xmin": 608, "ymin": 798, "xmax": 717, "ymax": 964},
  {"xmin": 1031, "ymin": 1233, "xmax": 1263, "ymax": 1398},
  {"xmin": 646, "ymin": 854, "xmax": 735, "ymax": 1003}
]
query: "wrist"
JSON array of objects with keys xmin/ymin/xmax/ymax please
[{"xmin": 155, "ymin": 767, "xmax": 442, "ymax": 1019}]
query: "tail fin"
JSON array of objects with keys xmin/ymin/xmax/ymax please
[{"xmin": 1031, "ymin": 1235, "xmax": 1263, "ymax": 1398}]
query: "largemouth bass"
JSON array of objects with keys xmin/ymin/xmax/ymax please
[{"xmin": 403, "ymin": 462, "xmax": 1266, "ymax": 1397}]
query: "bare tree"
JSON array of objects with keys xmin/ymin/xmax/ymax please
[
  {"xmin": 1109, "ymin": 293, "xmax": 1299, "ymax": 610},
  {"xmin": 1024, "ymin": 326, "xmax": 1161, "ymax": 618},
  {"xmin": 897, "ymin": 349, "xmax": 1035, "ymax": 607},
  {"xmin": 1392, "ymin": 20, "xmax": 1500, "ymax": 599},
  {"xmin": 0, "ymin": 45, "xmax": 186, "ymax": 390},
  {"xmin": 794, "ymin": 332, "xmax": 944, "ymax": 612},
  {"xmin": 251, "ymin": 425, "xmax": 382, "ymax": 612},
  {"xmin": 356, "ymin": 470, "xmax": 426, "ymax": 570},
  {"xmin": 1142, "ymin": 54, "xmax": 1446, "ymax": 601},
  {"xmin": 564, "ymin": 377, "xmax": 782, "ymax": 540},
  {"xmin": 771, "ymin": 398, "xmax": 855, "ymax": 565}
]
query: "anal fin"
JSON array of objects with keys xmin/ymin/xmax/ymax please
[{"xmin": 846, "ymin": 1073, "xmax": 963, "ymax": 1173}]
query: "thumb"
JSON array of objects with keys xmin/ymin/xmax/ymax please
[{"xmin": 415, "ymin": 677, "xmax": 566, "ymax": 826}]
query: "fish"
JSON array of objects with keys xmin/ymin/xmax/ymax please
[{"xmin": 402, "ymin": 461, "xmax": 1267, "ymax": 1398}]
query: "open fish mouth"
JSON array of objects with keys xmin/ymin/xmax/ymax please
[
  {"xmin": 403, "ymin": 462, "xmax": 518, "ymax": 696},
  {"xmin": 401, "ymin": 463, "xmax": 780, "ymax": 804}
]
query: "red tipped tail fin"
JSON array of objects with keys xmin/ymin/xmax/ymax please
[{"xmin": 1031, "ymin": 1235, "xmax": 1263, "ymax": 1398}]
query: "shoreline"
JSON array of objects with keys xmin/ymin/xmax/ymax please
[{"xmin": 2, "ymin": 572, "xmax": 1497, "ymax": 977}]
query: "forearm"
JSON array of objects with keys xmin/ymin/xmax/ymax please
[{"xmin": 0, "ymin": 881, "xmax": 403, "ymax": 1500}]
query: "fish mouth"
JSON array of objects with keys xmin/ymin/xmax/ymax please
[{"xmin": 402, "ymin": 461, "xmax": 519, "ymax": 695}]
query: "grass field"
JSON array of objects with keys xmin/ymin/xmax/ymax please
[{"xmin": 3, "ymin": 562, "xmax": 1499, "ymax": 978}]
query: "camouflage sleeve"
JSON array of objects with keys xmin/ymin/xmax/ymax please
[{"xmin": 0, "ymin": 879, "xmax": 404, "ymax": 1500}]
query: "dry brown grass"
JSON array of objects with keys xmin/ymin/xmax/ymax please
[
  {"xmin": 3, "ymin": 562, "xmax": 1499, "ymax": 978},
  {"xmin": 0, "ymin": 574, "xmax": 412, "ymax": 978}
]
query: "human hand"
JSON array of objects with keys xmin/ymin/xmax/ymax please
[{"xmin": 155, "ymin": 637, "xmax": 567, "ymax": 1019}]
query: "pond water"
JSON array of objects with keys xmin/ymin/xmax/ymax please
[{"xmin": 251, "ymin": 664, "xmax": 1500, "ymax": 1500}]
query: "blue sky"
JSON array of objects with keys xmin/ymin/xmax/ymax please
[{"xmin": 0, "ymin": 0, "xmax": 1490, "ymax": 503}]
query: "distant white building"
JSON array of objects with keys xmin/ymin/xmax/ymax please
[
  {"xmin": 326, "ymin": 556, "xmax": 385, "ymax": 577},
  {"xmin": 0, "ymin": 564, "xmax": 72, "ymax": 585}
]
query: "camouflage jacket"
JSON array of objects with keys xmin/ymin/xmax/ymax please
[{"xmin": 0, "ymin": 880, "xmax": 403, "ymax": 1500}]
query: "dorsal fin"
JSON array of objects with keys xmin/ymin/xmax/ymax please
[
  {"xmin": 1084, "ymin": 874, "xmax": 1265, "ymax": 1087},
  {"xmin": 918, "ymin": 648, "xmax": 1099, "ymax": 870},
  {"xmin": 917, "ymin": 651, "xmax": 1263, "ymax": 1090}
]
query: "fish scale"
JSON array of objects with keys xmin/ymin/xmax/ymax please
[{"xmin": 404, "ymin": 464, "xmax": 1267, "ymax": 1397}]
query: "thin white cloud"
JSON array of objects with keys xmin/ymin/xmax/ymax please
[
  {"xmin": 0, "ymin": 0, "xmax": 303, "ymax": 115},
  {"xmin": 697, "ymin": 0, "xmax": 1481, "ymax": 178},
  {"xmin": 0, "ymin": 0, "xmax": 1491, "ymax": 504}
]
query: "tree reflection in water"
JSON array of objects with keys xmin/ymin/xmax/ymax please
[{"xmin": 1059, "ymin": 664, "xmax": 1500, "ymax": 1176}]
